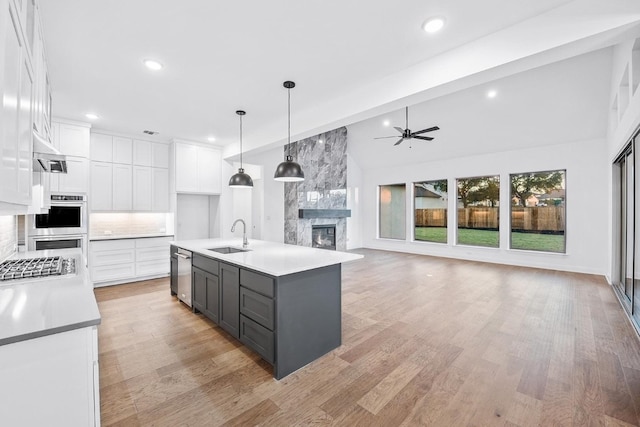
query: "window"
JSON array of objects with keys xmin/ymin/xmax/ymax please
[
  {"xmin": 379, "ymin": 184, "xmax": 406, "ymax": 239},
  {"xmin": 510, "ymin": 170, "xmax": 565, "ymax": 253},
  {"xmin": 457, "ymin": 175, "xmax": 500, "ymax": 247},
  {"xmin": 414, "ymin": 179, "xmax": 447, "ymax": 243}
]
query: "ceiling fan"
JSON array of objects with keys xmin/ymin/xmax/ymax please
[{"xmin": 375, "ymin": 106, "xmax": 440, "ymax": 146}]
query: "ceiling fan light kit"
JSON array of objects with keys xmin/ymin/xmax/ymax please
[
  {"xmin": 274, "ymin": 81, "xmax": 305, "ymax": 182},
  {"xmin": 229, "ymin": 110, "xmax": 254, "ymax": 188},
  {"xmin": 374, "ymin": 106, "xmax": 440, "ymax": 146}
]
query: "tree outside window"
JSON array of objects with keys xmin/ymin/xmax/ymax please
[
  {"xmin": 510, "ymin": 170, "xmax": 565, "ymax": 253},
  {"xmin": 457, "ymin": 175, "xmax": 500, "ymax": 248}
]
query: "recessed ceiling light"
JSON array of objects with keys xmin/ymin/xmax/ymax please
[
  {"xmin": 422, "ymin": 17, "xmax": 445, "ymax": 34},
  {"xmin": 207, "ymin": 136, "xmax": 216, "ymax": 142},
  {"xmin": 318, "ymin": 139, "xmax": 324, "ymax": 144},
  {"xmin": 383, "ymin": 120, "xmax": 390, "ymax": 127},
  {"xmin": 487, "ymin": 90, "xmax": 498, "ymax": 99},
  {"xmin": 85, "ymin": 113, "xmax": 99, "ymax": 120},
  {"xmin": 143, "ymin": 59, "xmax": 163, "ymax": 71}
]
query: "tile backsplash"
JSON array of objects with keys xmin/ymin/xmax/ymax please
[
  {"xmin": 0, "ymin": 215, "xmax": 17, "ymax": 259},
  {"xmin": 90, "ymin": 212, "xmax": 173, "ymax": 237}
]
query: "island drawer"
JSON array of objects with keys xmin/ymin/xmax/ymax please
[
  {"xmin": 240, "ymin": 314, "xmax": 274, "ymax": 364},
  {"xmin": 240, "ymin": 286, "xmax": 274, "ymax": 330},
  {"xmin": 192, "ymin": 254, "xmax": 219, "ymax": 275},
  {"xmin": 240, "ymin": 269, "xmax": 274, "ymax": 297}
]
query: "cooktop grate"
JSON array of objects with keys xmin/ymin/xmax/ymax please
[{"xmin": 0, "ymin": 256, "xmax": 75, "ymax": 281}]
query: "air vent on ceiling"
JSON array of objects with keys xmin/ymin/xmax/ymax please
[{"xmin": 143, "ymin": 130, "xmax": 159, "ymax": 135}]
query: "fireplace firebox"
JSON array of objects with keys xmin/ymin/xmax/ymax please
[{"xmin": 312, "ymin": 225, "xmax": 336, "ymax": 250}]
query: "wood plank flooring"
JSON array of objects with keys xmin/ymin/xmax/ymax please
[{"xmin": 95, "ymin": 249, "xmax": 640, "ymax": 426}]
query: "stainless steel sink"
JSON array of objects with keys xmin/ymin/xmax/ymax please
[{"xmin": 207, "ymin": 246, "xmax": 248, "ymax": 254}]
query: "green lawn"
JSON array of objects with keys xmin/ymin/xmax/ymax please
[{"xmin": 414, "ymin": 227, "xmax": 565, "ymax": 252}]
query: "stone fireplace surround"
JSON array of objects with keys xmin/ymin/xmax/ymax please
[{"xmin": 284, "ymin": 127, "xmax": 348, "ymax": 251}]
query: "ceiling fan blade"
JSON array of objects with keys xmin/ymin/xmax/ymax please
[
  {"xmin": 412, "ymin": 135, "xmax": 434, "ymax": 141},
  {"xmin": 393, "ymin": 126, "xmax": 404, "ymax": 134},
  {"xmin": 412, "ymin": 126, "xmax": 440, "ymax": 135},
  {"xmin": 374, "ymin": 136, "xmax": 402, "ymax": 139},
  {"xmin": 393, "ymin": 138, "xmax": 404, "ymax": 146}
]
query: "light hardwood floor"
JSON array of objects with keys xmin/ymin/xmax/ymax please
[{"xmin": 95, "ymin": 249, "xmax": 640, "ymax": 426}]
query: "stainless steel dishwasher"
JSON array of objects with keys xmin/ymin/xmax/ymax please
[{"xmin": 175, "ymin": 248, "xmax": 192, "ymax": 307}]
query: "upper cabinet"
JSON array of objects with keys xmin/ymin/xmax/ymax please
[
  {"xmin": 52, "ymin": 120, "xmax": 90, "ymax": 158},
  {"xmin": 173, "ymin": 141, "xmax": 221, "ymax": 194},
  {"xmin": 0, "ymin": 0, "xmax": 34, "ymax": 208},
  {"xmin": 90, "ymin": 132, "xmax": 169, "ymax": 212}
]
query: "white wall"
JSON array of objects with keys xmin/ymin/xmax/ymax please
[
  {"xmin": 346, "ymin": 153, "xmax": 363, "ymax": 249},
  {"xmin": 243, "ymin": 147, "xmax": 285, "ymax": 243},
  {"xmin": 358, "ymin": 139, "xmax": 609, "ymax": 275}
]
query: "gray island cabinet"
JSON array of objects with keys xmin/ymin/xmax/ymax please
[{"xmin": 170, "ymin": 238, "xmax": 362, "ymax": 379}]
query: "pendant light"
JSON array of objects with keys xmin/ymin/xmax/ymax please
[
  {"xmin": 274, "ymin": 81, "xmax": 305, "ymax": 182},
  {"xmin": 228, "ymin": 110, "xmax": 253, "ymax": 188}
]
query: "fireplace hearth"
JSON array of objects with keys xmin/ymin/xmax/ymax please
[{"xmin": 312, "ymin": 225, "xmax": 336, "ymax": 250}]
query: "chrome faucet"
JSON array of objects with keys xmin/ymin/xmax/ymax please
[{"xmin": 231, "ymin": 219, "xmax": 248, "ymax": 248}]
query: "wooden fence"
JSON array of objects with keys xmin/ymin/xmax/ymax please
[{"xmin": 415, "ymin": 206, "xmax": 565, "ymax": 232}]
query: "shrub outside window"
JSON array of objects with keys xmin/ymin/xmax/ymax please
[
  {"xmin": 457, "ymin": 175, "xmax": 500, "ymax": 248},
  {"xmin": 414, "ymin": 179, "xmax": 448, "ymax": 243},
  {"xmin": 510, "ymin": 170, "xmax": 566, "ymax": 253}
]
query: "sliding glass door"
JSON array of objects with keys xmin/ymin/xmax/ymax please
[{"xmin": 615, "ymin": 131, "xmax": 640, "ymax": 325}]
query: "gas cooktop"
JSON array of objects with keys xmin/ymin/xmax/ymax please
[{"xmin": 0, "ymin": 256, "xmax": 76, "ymax": 281}]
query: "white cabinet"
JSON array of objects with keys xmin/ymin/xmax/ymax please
[
  {"xmin": 90, "ymin": 236, "xmax": 172, "ymax": 285},
  {"xmin": 0, "ymin": 326, "xmax": 100, "ymax": 426},
  {"xmin": 50, "ymin": 156, "xmax": 88, "ymax": 194},
  {"xmin": 113, "ymin": 136, "xmax": 132, "ymax": 164},
  {"xmin": 52, "ymin": 121, "xmax": 90, "ymax": 158},
  {"xmin": 90, "ymin": 239, "xmax": 136, "ymax": 283},
  {"xmin": 153, "ymin": 167, "xmax": 169, "ymax": 211},
  {"xmin": 90, "ymin": 161, "xmax": 132, "ymax": 211},
  {"xmin": 90, "ymin": 161, "xmax": 112, "ymax": 211},
  {"xmin": 0, "ymin": 0, "xmax": 33, "ymax": 207},
  {"xmin": 133, "ymin": 166, "xmax": 152, "ymax": 210},
  {"xmin": 90, "ymin": 132, "xmax": 169, "ymax": 212},
  {"xmin": 113, "ymin": 163, "xmax": 132, "ymax": 210},
  {"xmin": 174, "ymin": 142, "xmax": 221, "ymax": 194},
  {"xmin": 133, "ymin": 139, "xmax": 152, "ymax": 166},
  {"xmin": 152, "ymin": 142, "xmax": 169, "ymax": 168}
]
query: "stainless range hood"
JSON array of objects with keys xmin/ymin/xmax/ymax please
[{"xmin": 33, "ymin": 128, "xmax": 67, "ymax": 173}]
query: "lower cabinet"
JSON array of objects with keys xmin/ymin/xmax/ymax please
[
  {"xmin": 192, "ymin": 266, "xmax": 219, "ymax": 323},
  {"xmin": 219, "ymin": 263, "xmax": 240, "ymax": 339},
  {"xmin": 90, "ymin": 236, "xmax": 173, "ymax": 286},
  {"xmin": 0, "ymin": 326, "xmax": 100, "ymax": 426}
]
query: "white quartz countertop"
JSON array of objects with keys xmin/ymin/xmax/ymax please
[
  {"xmin": 90, "ymin": 233, "xmax": 174, "ymax": 241},
  {"xmin": 172, "ymin": 238, "xmax": 363, "ymax": 277},
  {"xmin": 0, "ymin": 249, "xmax": 101, "ymax": 346}
]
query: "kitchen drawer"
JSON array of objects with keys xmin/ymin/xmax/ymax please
[
  {"xmin": 136, "ymin": 259, "xmax": 168, "ymax": 277},
  {"xmin": 192, "ymin": 254, "xmax": 219, "ymax": 276},
  {"xmin": 240, "ymin": 314, "xmax": 274, "ymax": 364},
  {"xmin": 91, "ymin": 239, "xmax": 135, "ymax": 251},
  {"xmin": 240, "ymin": 269, "xmax": 274, "ymax": 298},
  {"xmin": 135, "ymin": 236, "xmax": 173, "ymax": 248},
  {"xmin": 240, "ymin": 286, "xmax": 274, "ymax": 330},
  {"xmin": 91, "ymin": 248, "xmax": 136, "ymax": 266},
  {"xmin": 91, "ymin": 263, "xmax": 135, "ymax": 283},
  {"xmin": 136, "ymin": 247, "xmax": 167, "ymax": 262}
]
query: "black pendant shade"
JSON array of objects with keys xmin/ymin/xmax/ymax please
[
  {"xmin": 229, "ymin": 110, "xmax": 253, "ymax": 188},
  {"xmin": 274, "ymin": 81, "xmax": 305, "ymax": 182}
]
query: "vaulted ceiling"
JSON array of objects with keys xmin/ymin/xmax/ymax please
[{"xmin": 39, "ymin": 0, "xmax": 640, "ymax": 160}]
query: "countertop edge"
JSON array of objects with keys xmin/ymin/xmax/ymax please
[
  {"xmin": 0, "ymin": 317, "xmax": 101, "ymax": 347},
  {"xmin": 90, "ymin": 234, "xmax": 174, "ymax": 241}
]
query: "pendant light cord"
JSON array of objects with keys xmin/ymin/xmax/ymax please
[
  {"xmin": 239, "ymin": 114, "xmax": 243, "ymax": 168},
  {"xmin": 287, "ymin": 86, "xmax": 291, "ymax": 157}
]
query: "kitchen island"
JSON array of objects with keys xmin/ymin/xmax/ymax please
[{"xmin": 170, "ymin": 238, "xmax": 363, "ymax": 379}]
